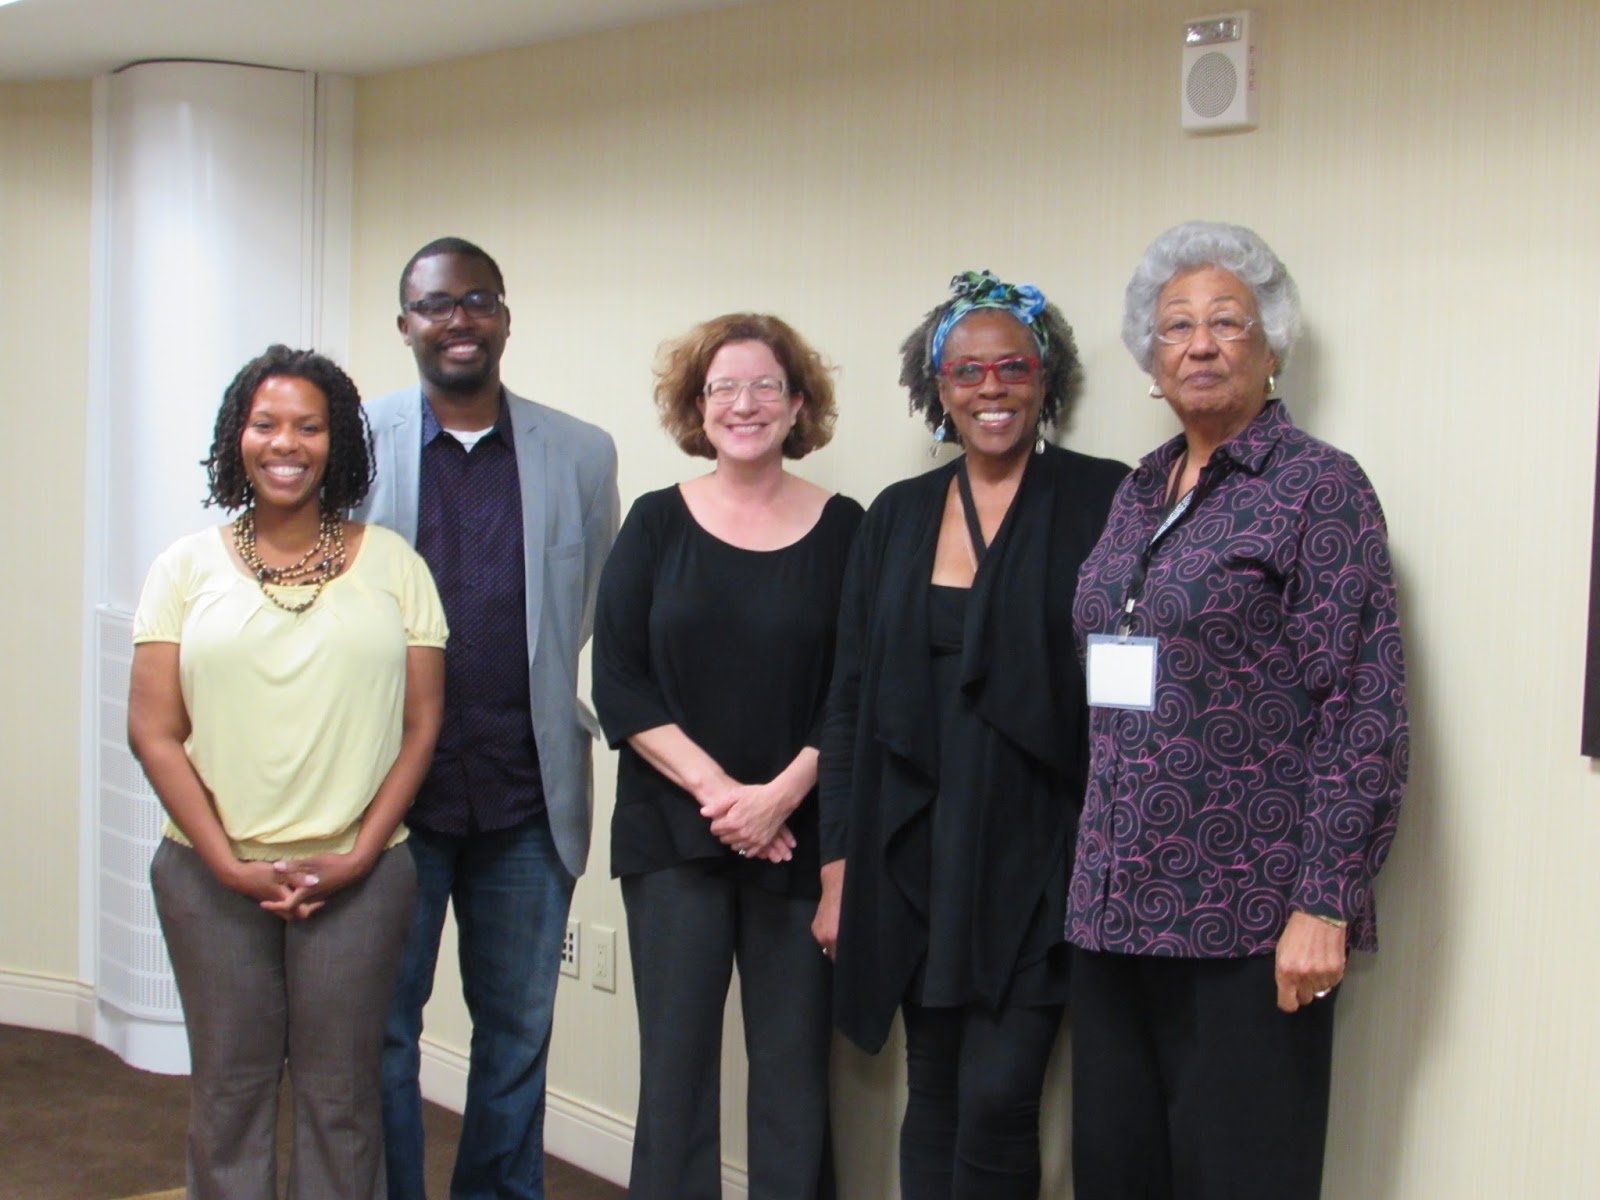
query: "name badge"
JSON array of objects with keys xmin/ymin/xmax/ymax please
[{"xmin": 1086, "ymin": 634, "xmax": 1158, "ymax": 710}]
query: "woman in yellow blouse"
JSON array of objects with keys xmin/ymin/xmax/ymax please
[{"xmin": 128, "ymin": 345, "xmax": 446, "ymax": 1200}]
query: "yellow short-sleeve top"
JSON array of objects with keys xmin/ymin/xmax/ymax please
[{"xmin": 133, "ymin": 522, "xmax": 449, "ymax": 861}]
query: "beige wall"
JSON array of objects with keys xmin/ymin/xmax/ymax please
[
  {"xmin": 0, "ymin": 81, "xmax": 92, "ymax": 983},
  {"xmin": 2, "ymin": 0, "xmax": 1599, "ymax": 1192},
  {"xmin": 349, "ymin": 0, "xmax": 1600, "ymax": 1194}
]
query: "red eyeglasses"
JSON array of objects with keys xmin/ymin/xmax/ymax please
[{"xmin": 938, "ymin": 356, "xmax": 1041, "ymax": 387}]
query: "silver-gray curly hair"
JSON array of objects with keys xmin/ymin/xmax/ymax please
[{"xmin": 1121, "ymin": 221, "xmax": 1302, "ymax": 374}]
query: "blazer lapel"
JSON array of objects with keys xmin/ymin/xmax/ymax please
[{"xmin": 509, "ymin": 392, "xmax": 547, "ymax": 667}]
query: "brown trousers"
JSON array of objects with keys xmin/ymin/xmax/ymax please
[{"xmin": 151, "ymin": 838, "xmax": 416, "ymax": 1200}]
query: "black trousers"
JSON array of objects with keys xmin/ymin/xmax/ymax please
[
  {"xmin": 1069, "ymin": 949, "xmax": 1337, "ymax": 1200},
  {"xmin": 899, "ymin": 1000, "xmax": 1064, "ymax": 1200},
  {"xmin": 622, "ymin": 863, "xmax": 835, "ymax": 1200}
]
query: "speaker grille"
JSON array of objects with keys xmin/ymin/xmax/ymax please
[{"xmin": 1186, "ymin": 51, "xmax": 1238, "ymax": 119}]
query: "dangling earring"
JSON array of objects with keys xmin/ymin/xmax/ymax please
[
  {"xmin": 1034, "ymin": 420, "xmax": 1047, "ymax": 455},
  {"xmin": 929, "ymin": 416, "xmax": 950, "ymax": 457},
  {"xmin": 1266, "ymin": 374, "xmax": 1277, "ymax": 397},
  {"xmin": 1149, "ymin": 383, "xmax": 1164, "ymax": 399}
]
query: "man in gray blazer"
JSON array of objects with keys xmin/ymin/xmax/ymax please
[{"xmin": 358, "ymin": 237, "xmax": 619, "ymax": 1200}]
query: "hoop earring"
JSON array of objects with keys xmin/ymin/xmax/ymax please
[{"xmin": 1266, "ymin": 374, "xmax": 1277, "ymax": 397}]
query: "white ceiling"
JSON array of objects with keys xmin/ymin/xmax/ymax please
[{"xmin": 0, "ymin": 0, "xmax": 752, "ymax": 82}]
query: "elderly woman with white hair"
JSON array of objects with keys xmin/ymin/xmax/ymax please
[{"xmin": 1066, "ymin": 222, "xmax": 1409, "ymax": 1200}]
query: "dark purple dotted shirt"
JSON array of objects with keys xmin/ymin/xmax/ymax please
[
  {"xmin": 411, "ymin": 399, "xmax": 543, "ymax": 835},
  {"xmin": 1069, "ymin": 401, "xmax": 1407, "ymax": 958}
]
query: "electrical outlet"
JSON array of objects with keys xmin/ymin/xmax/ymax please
[
  {"xmin": 591, "ymin": 924, "xmax": 616, "ymax": 993},
  {"xmin": 561, "ymin": 919, "xmax": 580, "ymax": 979}
]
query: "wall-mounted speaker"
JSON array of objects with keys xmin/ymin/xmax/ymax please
[{"xmin": 1181, "ymin": 10, "xmax": 1257, "ymax": 133}]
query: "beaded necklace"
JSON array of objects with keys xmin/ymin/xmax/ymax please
[{"xmin": 232, "ymin": 507, "xmax": 347, "ymax": 614}]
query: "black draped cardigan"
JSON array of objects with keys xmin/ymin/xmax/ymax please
[{"xmin": 818, "ymin": 444, "xmax": 1127, "ymax": 1052}]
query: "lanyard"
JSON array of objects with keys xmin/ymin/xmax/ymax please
[
  {"xmin": 954, "ymin": 459, "xmax": 988, "ymax": 565},
  {"xmin": 1117, "ymin": 455, "xmax": 1227, "ymax": 636}
]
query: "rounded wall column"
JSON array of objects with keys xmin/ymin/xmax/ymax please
[{"xmin": 85, "ymin": 60, "xmax": 353, "ymax": 1072}]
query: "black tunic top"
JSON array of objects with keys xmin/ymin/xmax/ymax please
[
  {"xmin": 918, "ymin": 584, "xmax": 1068, "ymax": 1008},
  {"xmin": 594, "ymin": 486, "xmax": 864, "ymax": 897},
  {"xmin": 818, "ymin": 446, "xmax": 1127, "ymax": 1051}
]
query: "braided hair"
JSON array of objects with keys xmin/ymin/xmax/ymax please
[{"xmin": 201, "ymin": 344, "xmax": 374, "ymax": 511}]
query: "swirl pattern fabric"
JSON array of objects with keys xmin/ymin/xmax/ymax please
[{"xmin": 1068, "ymin": 401, "xmax": 1407, "ymax": 957}]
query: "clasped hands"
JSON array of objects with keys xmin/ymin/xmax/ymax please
[
  {"xmin": 699, "ymin": 778, "xmax": 798, "ymax": 863},
  {"xmin": 224, "ymin": 852, "xmax": 372, "ymax": 922}
]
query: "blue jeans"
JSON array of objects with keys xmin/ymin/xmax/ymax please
[{"xmin": 382, "ymin": 815, "xmax": 576, "ymax": 1200}]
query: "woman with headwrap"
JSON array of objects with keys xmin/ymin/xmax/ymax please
[{"xmin": 815, "ymin": 272, "xmax": 1127, "ymax": 1199}]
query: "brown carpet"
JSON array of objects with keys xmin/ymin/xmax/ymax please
[{"xmin": 0, "ymin": 1024, "xmax": 624, "ymax": 1200}]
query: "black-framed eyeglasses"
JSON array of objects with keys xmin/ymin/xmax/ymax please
[
  {"xmin": 1154, "ymin": 313, "xmax": 1258, "ymax": 345},
  {"xmin": 403, "ymin": 290, "xmax": 504, "ymax": 322},
  {"xmin": 703, "ymin": 377, "xmax": 789, "ymax": 406},
  {"xmin": 938, "ymin": 356, "xmax": 1041, "ymax": 388}
]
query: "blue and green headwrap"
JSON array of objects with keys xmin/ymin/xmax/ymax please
[{"xmin": 927, "ymin": 270, "xmax": 1051, "ymax": 369}]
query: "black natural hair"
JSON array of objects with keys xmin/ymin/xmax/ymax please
[
  {"xmin": 896, "ymin": 286, "xmax": 1083, "ymax": 438},
  {"xmin": 201, "ymin": 344, "xmax": 374, "ymax": 512},
  {"xmin": 398, "ymin": 236, "xmax": 506, "ymax": 307}
]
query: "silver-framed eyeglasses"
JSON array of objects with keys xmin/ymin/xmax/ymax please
[
  {"xmin": 703, "ymin": 376, "xmax": 788, "ymax": 406},
  {"xmin": 404, "ymin": 289, "xmax": 504, "ymax": 322},
  {"xmin": 1154, "ymin": 313, "xmax": 1258, "ymax": 345}
]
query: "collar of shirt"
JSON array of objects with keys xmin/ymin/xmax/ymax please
[
  {"xmin": 421, "ymin": 391, "xmax": 514, "ymax": 448},
  {"xmin": 1136, "ymin": 397, "xmax": 1293, "ymax": 487}
]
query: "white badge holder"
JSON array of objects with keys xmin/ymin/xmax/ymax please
[{"xmin": 1086, "ymin": 634, "xmax": 1158, "ymax": 710}]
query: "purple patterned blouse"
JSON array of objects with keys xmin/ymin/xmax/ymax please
[{"xmin": 1068, "ymin": 401, "xmax": 1407, "ymax": 957}]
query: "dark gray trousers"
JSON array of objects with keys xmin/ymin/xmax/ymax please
[
  {"xmin": 151, "ymin": 838, "xmax": 416, "ymax": 1200},
  {"xmin": 621, "ymin": 863, "xmax": 836, "ymax": 1200}
]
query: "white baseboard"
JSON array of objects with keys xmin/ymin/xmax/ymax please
[
  {"xmin": 1, "ymin": 968, "xmax": 190, "ymax": 1073},
  {"xmin": 0, "ymin": 969, "xmax": 96, "ymax": 1036},
  {"xmin": 0, "ymin": 972, "xmax": 751, "ymax": 1199},
  {"xmin": 419, "ymin": 1037, "xmax": 750, "ymax": 1199}
]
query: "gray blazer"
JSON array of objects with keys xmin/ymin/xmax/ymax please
[{"xmin": 355, "ymin": 386, "xmax": 620, "ymax": 879}]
